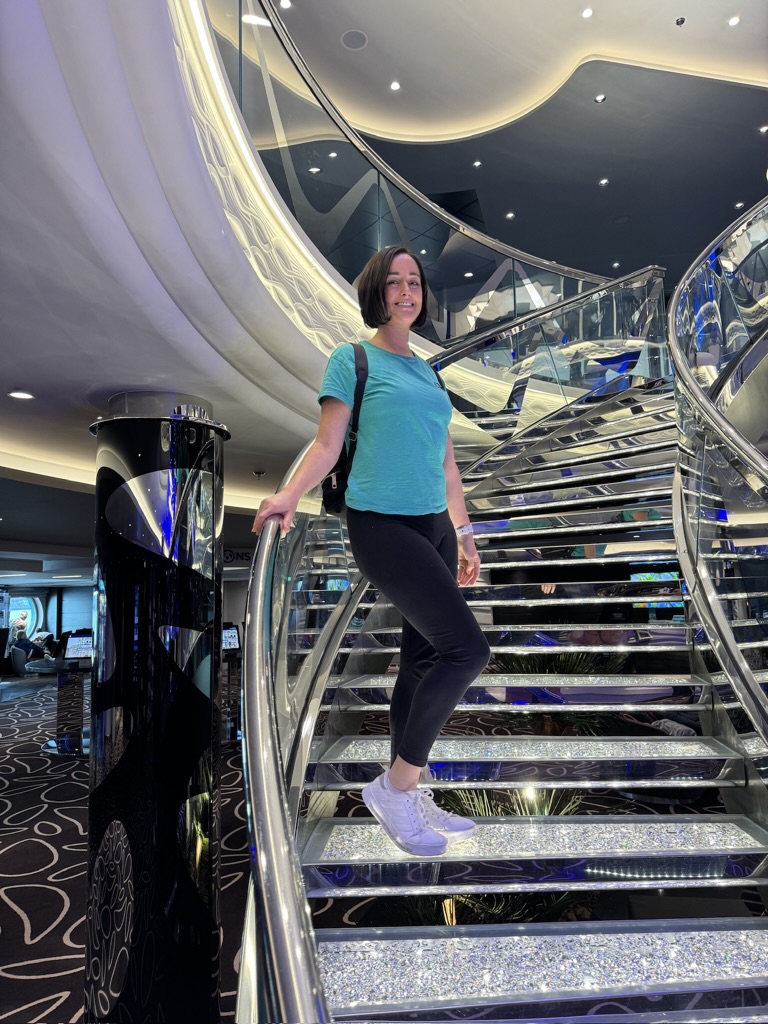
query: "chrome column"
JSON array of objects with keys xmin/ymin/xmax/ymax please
[{"xmin": 85, "ymin": 393, "xmax": 229, "ymax": 1023}]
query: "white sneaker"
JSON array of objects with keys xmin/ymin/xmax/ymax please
[
  {"xmin": 361, "ymin": 774, "xmax": 447, "ymax": 856},
  {"xmin": 416, "ymin": 788, "xmax": 476, "ymax": 842}
]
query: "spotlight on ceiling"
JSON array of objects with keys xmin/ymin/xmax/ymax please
[
  {"xmin": 612, "ymin": 262, "xmax": 621, "ymax": 269},
  {"xmin": 594, "ymin": 94, "xmax": 606, "ymax": 103},
  {"xmin": 473, "ymin": 160, "xmax": 482, "ymax": 168},
  {"xmin": 390, "ymin": 81, "xmax": 401, "ymax": 91},
  {"xmin": 464, "ymin": 272, "xmax": 474, "ymax": 278},
  {"xmin": 734, "ymin": 201, "xmax": 745, "ymax": 209},
  {"xmin": 759, "ymin": 125, "xmax": 768, "ymax": 134},
  {"xmin": 598, "ymin": 177, "xmax": 609, "ymax": 187},
  {"xmin": 308, "ymin": 167, "xmax": 321, "ymax": 174},
  {"xmin": 280, "ymin": 0, "xmax": 291, "ymax": 7},
  {"xmin": 7, "ymin": 391, "xmax": 34, "ymax": 400},
  {"xmin": 582, "ymin": 8, "xmax": 593, "ymax": 17},
  {"xmin": 728, "ymin": 15, "xmax": 740, "ymax": 26},
  {"xmin": 505, "ymin": 212, "xmax": 515, "ymax": 219}
]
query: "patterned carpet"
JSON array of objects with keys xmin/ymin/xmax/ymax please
[{"xmin": 0, "ymin": 682, "xmax": 250, "ymax": 1024}]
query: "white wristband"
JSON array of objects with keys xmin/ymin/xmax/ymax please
[{"xmin": 455, "ymin": 523, "xmax": 473, "ymax": 537}]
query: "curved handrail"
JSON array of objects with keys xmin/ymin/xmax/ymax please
[
  {"xmin": 667, "ymin": 196, "xmax": 768, "ymax": 747},
  {"xmin": 240, "ymin": 451, "xmax": 331, "ymax": 1023},
  {"xmin": 252, "ymin": 0, "xmax": 604, "ymax": 288},
  {"xmin": 667, "ymin": 197, "xmax": 768, "ymax": 484},
  {"xmin": 427, "ymin": 265, "xmax": 665, "ymax": 370}
]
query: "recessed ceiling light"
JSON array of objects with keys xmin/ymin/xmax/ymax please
[
  {"xmin": 612, "ymin": 261, "xmax": 621, "ymax": 268},
  {"xmin": 328, "ymin": 151, "xmax": 338, "ymax": 158},
  {"xmin": 598, "ymin": 177, "xmax": 609, "ymax": 186},
  {"xmin": 728, "ymin": 15, "xmax": 740, "ymax": 26},
  {"xmin": 464, "ymin": 272, "xmax": 474, "ymax": 278},
  {"xmin": 594, "ymin": 94, "xmax": 606, "ymax": 103},
  {"xmin": 582, "ymin": 8, "xmax": 593, "ymax": 17},
  {"xmin": 420, "ymin": 249, "xmax": 427, "ymax": 255},
  {"xmin": 734, "ymin": 201, "xmax": 745, "ymax": 209},
  {"xmin": 759, "ymin": 126, "xmax": 768, "ymax": 134},
  {"xmin": 242, "ymin": 14, "xmax": 271, "ymax": 27},
  {"xmin": 341, "ymin": 30, "xmax": 368, "ymax": 50},
  {"xmin": 472, "ymin": 160, "xmax": 482, "ymax": 168},
  {"xmin": 7, "ymin": 391, "xmax": 34, "ymax": 400},
  {"xmin": 280, "ymin": 0, "xmax": 291, "ymax": 8},
  {"xmin": 390, "ymin": 81, "xmax": 400, "ymax": 91},
  {"xmin": 308, "ymin": 167, "xmax": 321, "ymax": 174},
  {"xmin": 505, "ymin": 211, "xmax": 515, "ymax": 219}
]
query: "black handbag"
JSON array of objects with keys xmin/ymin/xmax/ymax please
[{"xmin": 321, "ymin": 343, "xmax": 368, "ymax": 515}]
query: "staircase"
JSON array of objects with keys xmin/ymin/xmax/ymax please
[{"xmin": 292, "ymin": 381, "xmax": 768, "ymax": 1021}]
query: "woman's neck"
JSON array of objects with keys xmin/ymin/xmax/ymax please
[{"xmin": 368, "ymin": 326, "xmax": 412, "ymax": 356}]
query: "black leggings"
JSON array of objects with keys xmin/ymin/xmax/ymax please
[{"xmin": 346, "ymin": 508, "xmax": 490, "ymax": 767}]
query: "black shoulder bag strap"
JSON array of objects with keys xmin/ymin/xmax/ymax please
[
  {"xmin": 430, "ymin": 362, "xmax": 447, "ymax": 390},
  {"xmin": 346, "ymin": 342, "xmax": 368, "ymax": 471}
]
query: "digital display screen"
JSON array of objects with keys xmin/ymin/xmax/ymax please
[
  {"xmin": 64, "ymin": 632, "xmax": 93, "ymax": 659},
  {"xmin": 222, "ymin": 626, "xmax": 240, "ymax": 651},
  {"xmin": 630, "ymin": 571, "xmax": 684, "ymax": 609}
]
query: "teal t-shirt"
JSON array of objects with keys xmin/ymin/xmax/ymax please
[{"xmin": 319, "ymin": 341, "xmax": 452, "ymax": 515}]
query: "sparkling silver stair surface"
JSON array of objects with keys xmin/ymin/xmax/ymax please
[
  {"xmin": 309, "ymin": 735, "xmax": 745, "ymax": 788},
  {"xmin": 316, "ymin": 919, "xmax": 768, "ymax": 1019},
  {"xmin": 302, "ymin": 813, "xmax": 768, "ymax": 896}
]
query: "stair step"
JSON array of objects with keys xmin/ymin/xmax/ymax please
[
  {"xmin": 470, "ymin": 459, "xmax": 676, "ymax": 493},
  {"xmin": 327, "ymin": 673, "xmax": 700, "ymax": 694},
  {"xmin": 316, "ymin": 919, "xmax": 768, "ymax": 1020},
  {"xmin": 478, "ymin": 432, "xmax": 677, "ymax": 467},
  {"xmin": 302, "ymin": 813, "xmax": 768, "ymax": 897},
  {"xmin": 309, "ymin": 735, "xmax": 744, "ymax": 788}
]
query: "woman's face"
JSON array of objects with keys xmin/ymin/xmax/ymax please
[{"xmin": 383, "ymin": 253, "xmax": 422, "ymax": 328}]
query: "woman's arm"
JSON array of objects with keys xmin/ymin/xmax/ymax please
[
  {"xmin": 252, "ymin": 397, "xmax": 351, "ymax": 535},
  {"xmin": 443, "ymin": 436, "xmax": 482, "ymax": 587}
]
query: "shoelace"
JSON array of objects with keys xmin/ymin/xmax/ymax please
[
  {"xmin": 400, "ymin": 788, "xmax": 434, "ymax": 831},
  {"xmin": 417, "ymin": 788, "xmax": 452, "ymax": 825}
]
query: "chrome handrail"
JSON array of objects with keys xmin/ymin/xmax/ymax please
[
  {"xmin": 667, "ymin": 197, "xmax": 768, "ymax": 484},
  {"xmin": 240, "ymin": 446, "xmax": 331, "ymax": 1023},
  {"xmin": 667, "ymin": 196, "xmax": 768, "ymax": 748},
  {"xmin": 255, "ymin": 0, "xmax": 603, "ymax": 287},
  {"xmin": 428, "ymin": 265, "xmax": 665, "ymax": 369}
]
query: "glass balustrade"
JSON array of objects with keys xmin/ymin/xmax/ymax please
[
  {"xmin": 204, "ymin": 0, "xmax": 601, "ymax": 342},
  {"xmin": 434, "ymin": 265, "xmax": 668, "ymax": 440},
  {"xmin": 669, "ymin": 197, "xmax": 768, "ymax": 741}
]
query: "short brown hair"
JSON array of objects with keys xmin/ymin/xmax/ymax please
[{"xmin": 357, "ymin": 245, "xmax": 428, "ymax": 329}]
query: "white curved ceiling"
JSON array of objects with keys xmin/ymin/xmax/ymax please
[
  {"xmin": 0, "ymin": 0, "xmax": 766, "ymax": 582},
  {"xmin": 234, "ymin": 0, "xmax": 768, "ymax": 141}
]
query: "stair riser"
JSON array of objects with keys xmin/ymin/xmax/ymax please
[
  {"xmin": 305, "ymin": 850, "xmax": 767, "ymax": 897},
  {"xmin": 308, "ymin": 756, "xmax": 744, "ymax": 786}
]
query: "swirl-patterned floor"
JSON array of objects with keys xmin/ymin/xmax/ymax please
[{"xmin": 0, "ymin": 681, "xmax": 250, "ymax": 1024}]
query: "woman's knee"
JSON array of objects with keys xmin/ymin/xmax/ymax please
[{"xmin": 466, "ymin": 632, "xmax": 491, "ymax": 675}]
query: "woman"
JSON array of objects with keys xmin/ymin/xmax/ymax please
[{"xmin": 252, "ymin": 245, "xmax": 490, "ymax": 856}]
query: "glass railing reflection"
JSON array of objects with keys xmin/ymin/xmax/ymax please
[
  {"xmin": 205, "ymin": 0, "xmax": 600, "ymax": 342},
  {"xmin": 432, "ymin": 265, "xmax": 668, "ymax": 442},
  {"xmin": 669, "ymin": 197, "xmax": 768, "ymax": 742}
]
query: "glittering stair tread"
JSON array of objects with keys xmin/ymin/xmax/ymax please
[
  {"xmin": 306, "ymin": 815, "xmax": 768, "ymax": 864},
  {"xmin": 318, "ymin": 735, "xmax": 735, "ymax": 763},
  {"xmin": 333, "ymin": 673, "xmax": 697, "ymax": 689},
  {"xmin": 316, "ymin": 921, "xmax": 768, "ymax": 1013}
]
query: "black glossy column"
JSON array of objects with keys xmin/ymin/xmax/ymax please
[{"xmin": 85, "ymin": 397, "xmax": 229, "ymax": 1023}]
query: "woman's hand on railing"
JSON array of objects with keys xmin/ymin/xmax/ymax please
[{"xmin": 252, "ymin": 489, "xmax": 298, "ymax": 536}]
